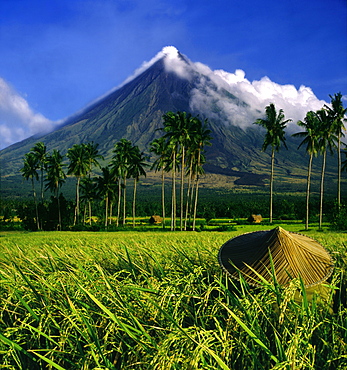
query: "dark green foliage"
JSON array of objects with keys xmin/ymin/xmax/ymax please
[{"xmin": 328, "ymin": 203, "xmax": 347, "ymax": 231}]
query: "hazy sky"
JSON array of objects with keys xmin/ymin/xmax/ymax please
[{"xmin": 0, "ymin": 0, "xmax": 346, "ymax": 149}]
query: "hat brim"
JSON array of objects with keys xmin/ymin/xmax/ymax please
[{"xmin": 218, "ymin": 227, "xmax": 334, "ymax": 287}]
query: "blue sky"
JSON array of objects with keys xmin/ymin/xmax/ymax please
[{"xmin": 0, "ymin": 0, "xmax": 346, "ymax": 149}]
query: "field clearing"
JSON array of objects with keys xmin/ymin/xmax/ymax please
[{"xmin": 0, "ymin": 226, "xmax": 346, "ymax": 369}]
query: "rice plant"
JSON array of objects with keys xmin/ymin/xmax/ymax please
[{"xmin": 0, "ymin": 229, "xmax": 346, "ymax": 369}]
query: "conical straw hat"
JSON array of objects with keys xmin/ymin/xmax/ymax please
[{"xmin": 218, "ymin": 226, "xmax": 334, "ymax": 287}]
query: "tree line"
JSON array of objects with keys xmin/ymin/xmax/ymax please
[
  {"xmin": 19, "ymin": 94, "xmax": 346, "ymax": 232},
  {"xmin": 20, "ymin": 112, "xmax": 211, "ymax": 231},
  {"xmin": 255, "ymin": 92, "xmax": 347, "ymax": 230}
]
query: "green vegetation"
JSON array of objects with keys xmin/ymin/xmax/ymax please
[
  {"xmin": 0, "ymin": 227, "xmax": 346, "ymax": 369},
  {"xmin": 254, "ymin": 102, "xmax": 291, "ymax": 223}
]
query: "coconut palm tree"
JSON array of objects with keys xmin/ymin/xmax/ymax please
[
  {"xmin": 316, "ymin": 109, "xmax": 337, "ymax": 230},
  {"xmin": 190, "ymin": 117, "xmax": 211, "ymax": 230},
  {"xmin": 324, "ymin": 92, "xmax": 347, "ymax": 207},
  {"xmin": 96, "ymin": 166, "xmax": 117, "ymax": 228},
  {"xmin": 20, "ymin": 152, "xmax": 40, "ymax": 230},
  {"xmin": 67, "ymin": 144, "xmax": 90, "ymax": 225},
  {"xmin": 80, "ymin": 177, "xmax": 98, "ymax": 225},
  {"xmin": 84, "ymin": 142, "xmax": 104, "ymax": 177},
  {"xmin": 292, "ymin": 111, "xmax": 321, "ymax": 230},
  {"xmin": 254, "ymin": 103, "xmax": 291, "ymax": 223},
  {"xmin": 45, "ymin": 150, "xmax": 66, "ymax": 230},
  {"xmin": 112, "ymin": 139, "xmax": 137, "ymax": 225},
  {"xmin": 162, "ymin": 111, "xmax": 197, "ymax": 230},
  {"xmin": 129, "ymin": 147, "xmax": 148, "ymax": 227},
  {"xmin": 30, "ymin": 142, "xmax": 47, "ymax": 202},
  {"xmin": 150, "ymin": 137, "xmax": 171, "ymax": 229},
  {"xmin": 109, "ymin": 158, "xmax": 123, "ymax": 227}
]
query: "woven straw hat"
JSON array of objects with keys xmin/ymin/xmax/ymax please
[{"xmin": 218, "ymin": 226, "xmax": 334, "ymax": 287}]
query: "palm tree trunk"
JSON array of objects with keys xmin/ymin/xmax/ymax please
[
  {"xmin": 105, "ymin": 194, "xmax": 109, "ymax": 227},
  {"xmin": 192, "ymin": 149, "xmax": 201, "ymax": 231},
  {"xmin": 180, "ymin": 146, "xmax": 185, "ymax": 231},
  {"xmin": 73, "ymin": 177, "xmax": 81, "ymax": 225},
  {"xmin": 161, "ymin": 169, "xmax": 165, "ymax": 229},
  {"xmin": 132, "ymin": 179, "xmax": 137, "ymax": 228},
  {"xmin": 184, "ymin": 161, "xmax": 193, "ymax": 230},
  {"xmin": 57, "ymin": 188, "xmax": 62, "ymax": 231},
  {"xmin": 83, "ymin": 204, "xmax": 86, "ymax": 224},
  {"xmin": 337, "ymin": 132, "xmax": 341, "ymax": 207},
  {"xmin": 88, "ymin": 201, "xmax": 92, "ymax": 225},
  {"xmin": 188, "ymin": 176, "xmax": 195, "ymax": 229},
  {"xmin": 192, "ymin": 175, "xmax": 200, "ymax": 231},
  {"xmin": 270, "ymin": 149, "xmax": 274, "ymax": 224},
  {"xmin": 31, "ymin": 178, "xmax": 40, "ymax": 230},
  {"xmin": 109, "ymin": 202, "xmax": 113, "ymax": 225},
  {"xmin": 40, "ymin": 168, "xmax": 44, "ymax": 203},
  {"xmin": 171, "ymin": 151, "xmax": 176, "ymax": 231},
  {"xmin": 305, "ymin": 154, "xmax": 313, "ymax": 230},
  {"xmin": 123, "ymin": 176, "xmax": 127, "ymax": 225},
  {"xmin": 117, "ymin": 180, "xmax": 121, "ymax": 227},
  {"xmin": 319, "ymin": 151, "xmax": 327, "ymax": 230}
]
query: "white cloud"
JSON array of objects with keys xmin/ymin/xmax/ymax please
[
  {"xmin": 157, "ymin": 48, "xmax": 328, "ymax": 132},
  {"xmin": 0, "ymin": 78, "xmax": 55, "ymax": 149}
]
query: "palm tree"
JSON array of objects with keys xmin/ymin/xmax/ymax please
[
  {"xmin": 254, "ymin": 103, "xmax": 291, "ymax": 223},
  {"xmin": 30, "ymin": 142, "xmax": 47, "ymax": 202},
  {"xmin": 20, "ymin": 152, "xmax": 40, "ymax": 230},
  {"xmin": 150, "ymin": 137, "xmax": 170, "ymax": 229},
  {"xmin": 316, "ymin": 109, "xmax": 337, "ymax": 229},
  {"xmin": 112, "ymin": 139, "xmax": 137, "ymax": 226},
  {"xmin": 45, "ymin": 150, "xmax": 66, "ymax": 230},
  {"xmin": 292, "ymin": 111, "xmax": 321, "ymax": 230},
  {"xmin": 80, "ymin": 177, "xmax": 98, "ymax": 225},
  {"xmin": 129, "ymin": 147, "xmax": 148, "ymax": 227},
  {"xmin": 96, "ymin": 167, "xmax": 117, "ymax": 228},
  {"xmin": 324, "ymin": 92, "xmax": 347, "ymax": 206},
  {"xmin": 191, "ymin": 117, "xmax": 211, "ymax": 230},
  {"xmin": 162, "ymin": 111, "xmax": 196, "ymax": 230},
  {"xmin": 109, "ymin": 158, "xmax": 123, "ymax": 227},
  {"xmin": 84, "ymin": 142, "xmax": 104, "ymax": 177},
  {"xmin": 67, "ymin": 144, "xmax": 90, "ymax": 225}
]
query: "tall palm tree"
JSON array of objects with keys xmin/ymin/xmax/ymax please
[
  {"xmin": 80, "ymin": 177, "xmax": 98, "ymax": 225},
  {"xmin": 150, "ymin": 137, "xmax": 170, "ymax": 229},
  {"xmin": 112, "ymin": 139, "xmax": 137, "ymax": 226},
  {"xmin": 96, "ymin": 167, "xmax": 117, "ymax": 228},
  {"xmin": 316, "ymin": 109, "xmax": 337, "ymax": 229},
  {"xmin": 324, "ymin": 92, "xmax": 347, "ymax": 207},
  {"xmin": 67, "ymin": 144, "xmax": 90, "ymax": 225},
  {"xmin": 30, "ymin": 142, "xmax": 47, "ymax": 202},
  {"xmin": 45, "ymin": 150, "xmax": 66, "ymax": 230},
  {"xmin": 162, "ymin": 111, "xmax": 196, "ymax": 230},
  {"xmin": 84, "ymin": 142, "xmax": 104, "ymax": 177},
  {"xmin": 191, "ymin": 117, "xmax": 211, "ymax": 230},
  {"xmin": 254, "ymin": 103, "xmax": 291, "ymax": 223},
  {"xmin": 129, "ymin": 147, "xmax": 148, "ymax": 227},
  {"xmin": 20, "ymin": 152, "xmax": 40, "ymax": 230},
  {"xmin": 292, "ymin": 111, "xmax": 321, "ymax": 230},
  {"xmin": 109, "ymin": 158, "xmax": 123, "ymax": 227}
]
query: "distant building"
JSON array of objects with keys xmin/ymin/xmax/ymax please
[
  {"xmin": 248, "ymin": 214, "xmax": 262, "ymax": 223},
  {"xmin": 149, "ymin": 215, "xmax": 162, "ymax": 224}
]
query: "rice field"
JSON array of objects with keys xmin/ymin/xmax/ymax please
[{"xmin": 0, "ymin": 225, "xmax": 346, "ymax": 369}]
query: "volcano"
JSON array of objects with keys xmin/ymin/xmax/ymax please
[{"xmin": 0, "ymin": 46, "xmax": 336, "ymax": 197}]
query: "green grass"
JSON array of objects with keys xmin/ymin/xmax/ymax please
[{"xmin": 0, "ymin": 226, "xmax": 346, "ymax": 369}]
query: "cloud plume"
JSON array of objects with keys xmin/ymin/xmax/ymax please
[
  {"xmin": 159, "ymin": 47, "xmax": 327, "ymax": 132},
  {"xmin": 0, "ymin": 78, "xmax": 55, "ymax": 149}
]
